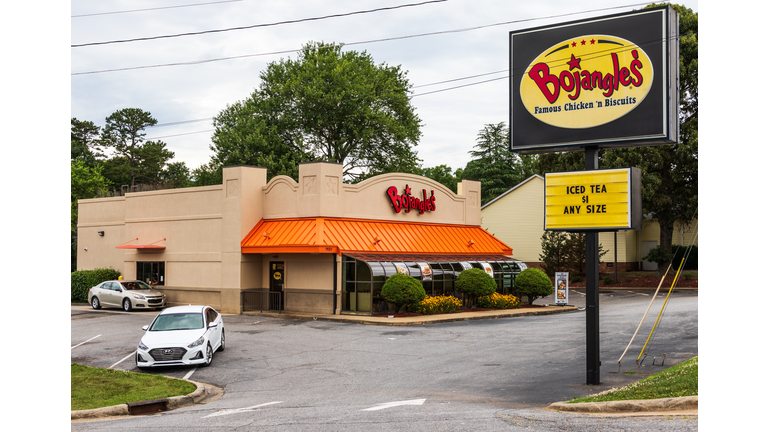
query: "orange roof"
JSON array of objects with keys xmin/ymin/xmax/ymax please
[{"xmin": 241, "ymin": 218, "xmax": 513, "ymax": 256}]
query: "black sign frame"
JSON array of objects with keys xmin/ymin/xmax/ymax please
[{"xmin": 509, "ymin": 6, "xmax": 679, "ymax": 153}]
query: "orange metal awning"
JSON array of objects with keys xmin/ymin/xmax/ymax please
[
  {"xmin": 241, "ymin": 218, "xmax": 513, "ymax": 256},
  {"xmin": 115, "ymin": 238, "xmax": 167, "ymax": 249}
]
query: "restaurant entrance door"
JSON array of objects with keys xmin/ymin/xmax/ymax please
[{"xmin": 269, "ymin": 262, "xmax": 285, "ymax": 311}]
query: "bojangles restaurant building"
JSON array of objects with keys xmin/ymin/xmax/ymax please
[{"xmin": 77, "ymin": 162, "xmax": 522, "ymax": 315}]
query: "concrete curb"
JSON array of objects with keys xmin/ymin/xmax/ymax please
[
  {"xmin": 547, "ymin": 396, "xmax": 698, "ymax": 414},
  {"xmin": 71, "ymin": 379, "xmax": 212, "ymax": 421},
  {"xmin": 245, "ymin": 305, "xmax": 580, "ymax": 326}
]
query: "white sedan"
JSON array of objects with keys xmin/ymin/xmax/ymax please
[{"xmin": 136, "ymin": 305, "xmax": 225, "ymax": 369}]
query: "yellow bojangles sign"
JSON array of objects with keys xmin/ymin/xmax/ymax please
[
  {"xmin": 545, "ymin": 168, "xmax": 641, "ymax": 231},
  {"xmin": 521, "ymin": 35, "xmax": 653, "ymax": 129}
]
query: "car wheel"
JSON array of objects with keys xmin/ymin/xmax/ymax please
[
  {"xmin": 202, "ymin": 343, "xmax": 213, "ymax": 367},
  {"xmin": 122, "ymin": 298, "xmax": 132, "ymax": 312},
  {"xmin": 91, "ymin": 297, "xmax": 101, "ymax": 310},
  {"xmin": 218, "ymin": 329, "xmax": 225, "ymax": 352}
]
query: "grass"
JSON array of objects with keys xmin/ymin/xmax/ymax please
[
  {"xmin": 71, "ymin": 363, "xmax": 197, "ymax": 411},
  {"xmin": 569, "ymin": 356, "xmax": 698, "ymax": 403}
]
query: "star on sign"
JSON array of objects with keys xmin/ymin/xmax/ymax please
[{"xmin": 567, "ymin": 54, "xmax": 581, "ymax": 70}]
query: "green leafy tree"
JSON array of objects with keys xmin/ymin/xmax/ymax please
[
  {"xmin": 603, "ymin": 3, "xmax": 698, "ymax": 271},
  {"xmin": 159, "ymin": 161, "xmax": 192, "ymax": 189},
  {"xmin": 209, "ymin": 41, "xmax": 422, "ymax": 182},
  {"xmin": 71, "ymin": 118, "xmax": 101, "ymax": 166},
  {"xmin": 461, "ymin": 122, "xmax": 538, "ymax": 204},
  {"xmin": 97, "ymin": 108, "xmax": 175, "ymax": 189},
  {"xmin": 416, "ymin": 164, "xmax": 461, "ymax": 192},
  {"xmin": 539, "ymin": 231, "xmax": 608, "ymax": 276},
  {"xmin": 539, "ymin": 231, "xmax": 570, "ymax": 276},
  {"xmin": 71, "ymin": 160, "xmax": 111, "ymax": 271},
  {"xmin": 515, "ymin": 268, "xmax": 553, "ymax": 305},
  {"xmin": 191, "ymin": 162, "xmax": 224, "ymax": 186}
]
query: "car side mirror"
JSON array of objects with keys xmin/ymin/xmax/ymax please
[
  {"xmin": 142, "ymin": 325, "xmax": 149, "ymax": 331},
  {"xmin": 208, "ymin": 322, "xmax": 218, "ymax": 328}
]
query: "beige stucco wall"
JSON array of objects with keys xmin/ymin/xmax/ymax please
[
  {"xmin": 77, "ymin": 167, "xmax": 268, "ymax": 314},
  {"xmin": 262, "ymin": 162, "xmax": 482, "ymax": 226},
  {"xmin": 77, "ymin": 162, "xmax": 483, "ymax": 316}
]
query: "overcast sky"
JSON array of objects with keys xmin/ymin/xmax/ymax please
[{"xmin": 70, "ymin": 0, "xmax": 698, "ymax": 174}]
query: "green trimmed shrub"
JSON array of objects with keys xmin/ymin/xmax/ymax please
[
  {"xmin": 455, "ymin": 268, "xmax": 497, "ymax": 304},
  {"xmin": 381, "ymin": 274, "xmax": 426, "ymax": 313},
  {"xmin": 71, "ymin": 268, "xmax": 121, "ymax": 303},
  {"xmin": 515, "ymin": 268, "xmax": 553, "ymax": 305}
]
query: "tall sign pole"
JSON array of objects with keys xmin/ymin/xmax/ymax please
[
  {"xmin": 584, "ymin": 146, "xmax": 600, "ymax": 384},
  {"xmin": 509, "ymin": 6, "xmax": 679, "ymax": 386}
]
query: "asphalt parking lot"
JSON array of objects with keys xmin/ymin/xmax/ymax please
[{"xmin": 71, "ymin": 289, "xmax": 698, "ymax": 431}]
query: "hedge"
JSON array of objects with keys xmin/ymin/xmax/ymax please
[{"xmin": 71, "ymin": 268, "xmax": 121, "ymax": 303}]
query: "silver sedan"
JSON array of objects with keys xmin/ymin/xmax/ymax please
[{"xmin": 88, "ymin": 280, "xmax": 166, "ymax": 312}]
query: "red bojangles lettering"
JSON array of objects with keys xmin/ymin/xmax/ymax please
[
  {"xmin": 386, "ymin": 185, "xmax": 436, "ymax": 214},
  {"xmin": 528, "ymin": 49, "xmax": 644, "ymax": 103}
]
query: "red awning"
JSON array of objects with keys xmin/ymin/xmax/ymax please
[{"xmin": 115, "ymin": 238, "xmax": 166, "ymax": 249}]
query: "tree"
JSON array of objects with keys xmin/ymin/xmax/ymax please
[
  {"xmin": 71, "ymin": 160, "xmax": 111, "ymax": 271},
  {"xmin": 97, "ymin": 108, "xmax": 175, "ymax": 189},
  {"xmin": 602, "ymin": 3, "xmax": 698, "ymax": 270},
  {"xmin": 461, "ymin": 123, "xmax": 538, "ymax": 205},
  {"xmin": 160, "ymin": 161, "xmax": 192, "ymax": 189},
  {"xmin": 71, "ymin": 118, "xmax": 101, "ymax": 167},
  {"xmin": 539, "ymin": 231, "xmax": 608, "ymax": 276},
  {"xmin": 209, "ymin": 41, "xmax": 423, "ymax": 182},
  {"xmin": 416, "ymin": 164, "xmax": 461, "ymax": 192}
]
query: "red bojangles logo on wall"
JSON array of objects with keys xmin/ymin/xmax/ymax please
[
  {"xmin": 521, "ymin": 35, "xmax": 653, "ymax": 129},
  {"xmin": 387, "ymin": 185, "xmax": 436, "ymax": 214}
]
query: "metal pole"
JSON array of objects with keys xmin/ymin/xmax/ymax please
[
  {"xmin": 614, "ymin": 231, "xmax": 618, "ymax": 283},
  {"xmin": 585, "ymin": 146, "xmax": 601, "ymax": 385}
]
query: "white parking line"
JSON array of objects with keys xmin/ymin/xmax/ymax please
[
  {"xmin": 628, "ymin": 291, "xmax": 650, "ymax": 296},
  {"xmin": 203, "ymin": 401, "xmax": 283, "ymax": 418},
  {"xmin": 183, "ymin": 368, "xmax": 197, "ymax": 380},
  {"xmin": 71, "ymin": 335, "xmax": 101, "ymax": 350},
  {"xmin": 362, "ymin": 399, "xmax": 426, "ymax": 411},
  {"xmin": 109, "ymin": 351, "xmax": 136, "ymax": 369}
]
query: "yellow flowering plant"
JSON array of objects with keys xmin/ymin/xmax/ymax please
[
  {"xmin": 476, "ymin": 292, "xmax": 521, "ymax": 309},
  {"xmin": 407, "ymin": 295, "xmax": 463, "ymax": 315}
]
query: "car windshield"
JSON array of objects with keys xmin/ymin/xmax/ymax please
[
  {"xmin": 121, "ymin": 281, "xmax": 153, "ymax": 291},
  {"xmin": 149, "ymin": 313, "xmax": 204, "ymax": 331}
]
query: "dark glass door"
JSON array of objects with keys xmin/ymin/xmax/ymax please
[{"xmin": 269, "ymin": 262, "xmax": 284, "ymax": 310}]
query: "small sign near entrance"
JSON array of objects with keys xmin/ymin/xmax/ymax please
[{"xmin": 555, "ymin": 272, "xmax": 569, "ymax": 305}]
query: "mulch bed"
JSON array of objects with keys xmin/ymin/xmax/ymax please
[{"xmin": 374, "ymin": 305, "xmax": 545, "ymax": 318}]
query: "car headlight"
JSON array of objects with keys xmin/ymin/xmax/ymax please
[
  {"xmin": 131, "ymin": 293, "xmax": 146, "ymax": 300},
  {"xmin": 138, "ymin": 340, "xmax": 148, "ymax": 351},
  {"xmin": 188, "ymin": 336, "xmax": 205, "ymax": 348}
]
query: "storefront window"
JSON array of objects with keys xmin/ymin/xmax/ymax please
[
  {"xmin": 341, "ymin": 255, "xmax": 524, "ymax": 315},
  {"xmin": 137, "ymin": 261, "xmax": 164, "ymax": 286}
]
